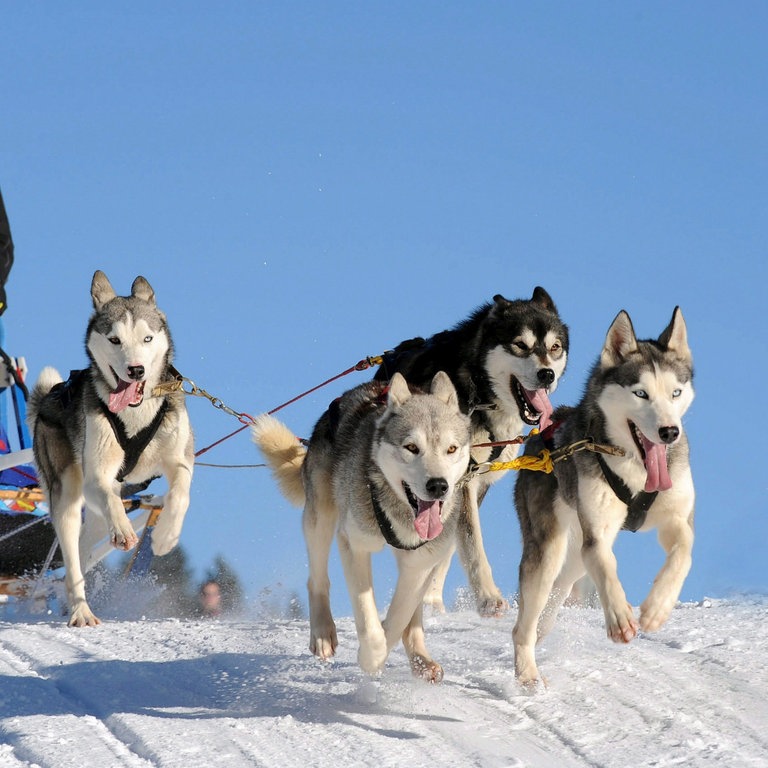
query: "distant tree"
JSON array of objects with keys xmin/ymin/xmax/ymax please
[
  {"xmin": 201, "ymin": 555, "xmax": 245, "ymax": 616},
  {"xmin": 286, "ymin": 590, "xmax": 306, "ymax": 620},
  {"xmin": 149, "ymin": 546, "xmax": 197, "ymax": 618}
]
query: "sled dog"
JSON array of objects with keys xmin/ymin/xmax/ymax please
[
  {"xmin": 513, "ymin": 307, "xmax": 694, "ymax": 685},
  {"xmin": 27, "ymin": 271, "xmax": 194, "ymax": 626},
  {"xmin": 253, "ymin": 372, "xmax": 471, "ymax": 681},
  {"xmin": 373, "ymin": 288, "xmax": 569, "ymax": 615}
]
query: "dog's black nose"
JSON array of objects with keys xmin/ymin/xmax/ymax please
[
  {"xmin": 658, "ymin": 426, "xmax": 680, "ymax": 444},
  {"xmin": 127, "ymin": 365, "xmax": 145, "ymax": 381},
  {"xmin": 537, "ymin": 368, "xmax": 555, "ymax": 387},
  {"xmin": 425, "ymin": 477, "xmax": 449, "ymax": 499}
]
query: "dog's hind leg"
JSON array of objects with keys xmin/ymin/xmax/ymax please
[
  {"xmin": 422, "ymin": 547, "xmax": 453, "ymax": 613},
  {"xmin": 402, "ymin": 603, "xmax": 443, "ymax": 683},
  {"xmin": 536, "ymin": 529, "xmax": 587, "ymax": 640},
  {"xmin": 50, "ymin": 466, "xmax": 102, "ymax": 627},
  {"xmin": 78, "ymin": 508, "xmax": 110, "ymax": 574},
  {"xmin": 456, "ymin": 484, "xmax": 508, "ymax": 617},
  {"xmin": 513, "ymin": 521, "xmax": 568, "ymax": 686},
  {"xmin": 303, "ymin": 473, "xmax": 339, "ymax": 660}
]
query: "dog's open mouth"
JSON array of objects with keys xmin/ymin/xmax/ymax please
[
  {"xmin": 109, "ymin": 370, "xmax": 145, "ymax": 413},
  {"xmin": 510, "ymin": 376, "xmax": 554, "ymax": 429},
  {"xmin": 403, "ymin": 482, "xmax": 444, "ymax": 540},
  {"xmin": 628, "ymin": 420, "xmax": 672, "ymax": 493}
]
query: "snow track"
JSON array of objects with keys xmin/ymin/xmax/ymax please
[{"xmin": 0, "ymin": 600, "xmax": 765, "ymax": 767}]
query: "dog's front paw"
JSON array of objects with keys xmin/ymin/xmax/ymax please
[
  {"xmin": 310, "ymin": 625, "xmax": 338, "ymax": 660},
  {"xmin": 514, "ymin": 650, "xmax": 545, "ymax": 690},
  {"xmin": 150, "ymin": 516, "xmax": 182, "ymax": 556},
  {"xmin": 423, "ymin": 592, "xmax": 446, "ymax": 614},
  {"xmin": 358, "ymin": 631, "xmax": 388, "ymax": 676},
  {"xmin": 639, "ymin": 593, "xmax": 675, "ymax": 633},
  {"xmin": 110, "ymin": 518, "xmax": 138, "ymax": 551},
  {"xmin": 410, "ymin": 654, "xmax": 444, "ymax": 683},
  {"xmin": 68, "ymin": 601, "xmax": 101, "ymax": 628},
  {"xmin": 605, "ymin": 602, "xmax": 639, "ymax": 643},
  {"xmin": 477, "ymin": 594, "xmax": 509, "ymax": 618}
]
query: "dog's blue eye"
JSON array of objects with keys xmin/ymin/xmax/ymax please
[
  {"xmin": 108, "ymin": 337, "xmax": 120, "ymax": 345},
  {"xmin": 672, "ymin": 388, "xmax": 682, "ymax": 398},
  {"xmin": 144, "ymin": 335, "xmax": 153, "ymax": 343},
  {"xmin": 633, "ymin": 389, "xmax": 648, "ymax": 399}
]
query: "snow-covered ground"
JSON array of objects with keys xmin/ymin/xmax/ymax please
[{"xmin": 0, "ymin": 598, "xmax": 765, "ymax": 768}]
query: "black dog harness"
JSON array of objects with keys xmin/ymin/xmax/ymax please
[
  {"xmin": 595, "ymin": 453, "xmax": 658, "ymax": 533},
  {"xmin": 368, "ymin": 474, "xmax": 428, "ymax": 551},
  {"xmin": 99, "ymin": 399, "xmax": 169, "ymax": 483},
  {"xmin": 539, "ymin": 420, "xmax": 658, "ymax": 533},
  {"xmin": 44, "ymin": 368, "xmax": 170, "ymax": 483}
]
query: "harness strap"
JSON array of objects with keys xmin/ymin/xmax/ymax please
[
  {"xmin": 368, "ymin": 475, "xmax": 427, "ymax": 551},
  {"xmin": 595, "ymin": 453, "xmax": 658, "ymax": 532},
  {"xmin": 100, "ymin": 399, "xmax": 170, "ymax": 483}
]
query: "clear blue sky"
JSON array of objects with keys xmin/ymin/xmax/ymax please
[{"xmin": 2, "ymin": 3, "xmax": 766, "ymax": 613}]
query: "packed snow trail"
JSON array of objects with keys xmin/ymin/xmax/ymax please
[{"xmin": 0, "ymin": 600, "xmax": 766, "ymax": 767}]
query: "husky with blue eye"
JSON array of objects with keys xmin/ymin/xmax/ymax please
[
  {"xmin": 513, "ymin": 308, "xmax": 695, "ymax": 687},
  {"xmin": 27, "ymin": 271, "xmax": 194, "ymax": 627}
]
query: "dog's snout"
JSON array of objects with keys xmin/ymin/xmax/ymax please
[
  {"xmin": 658, "ymin": 426, "xmax": 680, "ymax": 444},
  {"xmin": 127, "ymin": 365, "xmax": 145, "ymax": 381},
  {"xmin": 425, "ymin": 477, "xmax": 449, "ymax": 499},
  {"xmin": 537, "ymin": 368, "xmax": 555, "ymax": 387}
]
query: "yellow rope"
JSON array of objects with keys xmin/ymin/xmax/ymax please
[{"xmin": 486, "ymin": 450, "xmax": 554, "ymax": 474}]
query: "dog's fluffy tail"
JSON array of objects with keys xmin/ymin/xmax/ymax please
[
  {"xmin": 25, "ymin": 366, "xmax": 64, "ymax": 432},
  {"xmin": 251, "ymin": 414, "xmax": 307, "ymax": 507}
]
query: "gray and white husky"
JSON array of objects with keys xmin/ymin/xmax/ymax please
[
  {"xmin": 253, "ymin": 372, "xmax": 471, "ymax": 681},
  {"xmin": 513, "ymin": 307, "xmax": 694, "ymax": 685},
  {"xmin": 373, "ymin": 288, "xmax": 569, "ymax": 615},
  {"xmin": 27, "ymin": 271, "xmax": 194, "ymax": 626}
]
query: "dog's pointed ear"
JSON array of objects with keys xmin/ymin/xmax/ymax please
[
  {"xmin": 386, "ymin": 372, "xmax": 412, "ymax": 410},
  {"xmin": 488, "ymin": 294, "xmax": 511, "ymax": 320},
  {"xmin": 430, "ymin": 370, "xmax": 459, "ymax": 409},
  {"xmin": 531, "ymin": 286, "xmax": 557, "ymax": 313},
  {"xmin": 601, "ymin": 310, "xmax": 638, "ymax": 367},
  {"xmin": 91, "ymin": 270, "xmax": 116, "ymax": 310},
  {"xmin": 131, "ymin": 276, "xmax": 156, "ymax": 305},
  {"xmin": 658, "ymin": 306, "xmax": 691, "ymax": 361}
]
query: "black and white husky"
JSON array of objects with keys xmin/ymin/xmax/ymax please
[
  {"xmin": 513, "ymin": 308, "xmax": 695, "ymax": 686},
  {"xmin": 373, "ymin": 288, "xmax": 569, "ymax": 615},
  {"xmin": 27, "ymin": 271, "xmax": 194, "ymax": 626},
  {"xmin": 253, "ymin": 372, "xmax": 471, "ymax": 681}
]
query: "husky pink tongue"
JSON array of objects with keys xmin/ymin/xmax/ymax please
[
  {"xmin": 525, "ymin": 388, "xmax": 554, "ymax": 430},
  {"xmin": 414, "ymin": 498, "xmax": 443, "ymax": 540},
  {"xmin": 109, "ymin": 379, "xmax": 141, "ymax": 413},
  {"xmin": 640, "ymin": 434, "xmax": 672, "ymax": 492}
]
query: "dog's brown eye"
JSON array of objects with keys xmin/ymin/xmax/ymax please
[
  {"xmin": 404, "ymin": 443, "xmax": 419, "ymax": 454},
  {"xmin": 447, "ymin": 445, "xmax": 457, "ymax": 454},
  {"xmin": 108, "ymin": 337, "xmax": 120, "ymax": 345},
  {"xmin": 551, "ymin": 342, "xmax": 561, "ymax": 353},
  {"xmin": 513, "ymin": 341, "xmax": 529, "ymax": 353}
]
